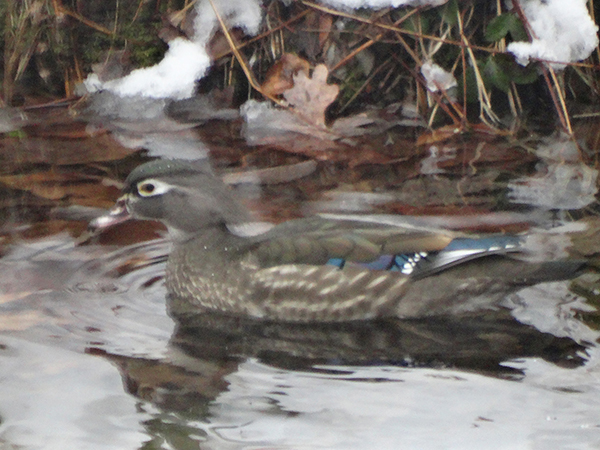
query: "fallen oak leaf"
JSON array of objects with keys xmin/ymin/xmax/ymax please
[
  {"xmin": 283, "ymin": 64, "xmax": 339, "ymax": 127},
  {"xmin": 261, "ymin": 53, "xmax": 311, "ymax": 98},
  {"xmin": 243, "ymin": 65, "xmax": 404, "ymax": 156},
  {"xmin": 241, "ymin": 99, "xmax": 339, "ymax": 143},
  {"xmin": 331, "ymin": 112, "xmax": 382, "ymax": 137}
]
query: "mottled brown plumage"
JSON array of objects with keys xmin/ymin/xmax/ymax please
[{"xmin": 91, "ymin": 159, "xmax": 584, "ymax": 322}]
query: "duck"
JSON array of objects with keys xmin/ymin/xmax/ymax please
[{"xmin": 90, "ymin": 159, "xmax": 585, "ymax": 322}]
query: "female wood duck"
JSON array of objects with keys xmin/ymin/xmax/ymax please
[{"xmin": 90, "ymin": 159, "xmax": 585, "ymax": 322}]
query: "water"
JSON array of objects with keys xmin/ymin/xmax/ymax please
[{"xmin": 0, "ymin": 107, "xmax": 599, "ymax": 449}]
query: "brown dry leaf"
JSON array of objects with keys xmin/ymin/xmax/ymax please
[
  {"xmin": 15, "ymin": 220, "xmax": 88, "ymax": 240},
  {"xmin": 249, "ymin": 133, "xmax": 397, "ymax": 166},
  {"xmin": 319, "ymin": 14, "xmax": 333, "ymax": 49},
  {"xmin": 0, "ymin": 171, "xmax": 120, "ymax": 208},
  {"xmin": 331, "ymin": 113, "xmax": 379, "ymax": 137},
  {"xmin": 261, "ymin": 54, "xmax": 310, "ymax": 98},
  {"xmin": 347, "ymin": 146, "xmax": 398, "ymax": 167},
  {"xmin": 245, "ymin": 132, "xmax": 343, "ymax": 159},
  {"xmin": 283, "ymin": 64, "xmax": 339, "ymax": 127},
  {"xmin": 241, "ymin": 99, "xmax": 341, "ymax": 146},
  {"xmin": 416, "ymin": 125, "xmax": 461, "ymax": 146},
  {"xmin": 0, "ymin": 132, "xmax": 133, "ymax": 166},
  {"xmin": 207, "ymin": 28, "xmax": 246, "ymax": 60},
  {"xmin": 417, "ymin": 124, "xmax": 512, "ymax": 146},
  {"xmin": 416, "ymin": 139, "xmax": 539, "ymax": 175}
]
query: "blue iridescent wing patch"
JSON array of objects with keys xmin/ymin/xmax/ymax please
[
  {"xmin": 326, "ymin": 235, "xmax": 522, "ymax": 277},
  {"xmin": 327, "ymin": 252, "xmax": 431, "ymax": 273}
]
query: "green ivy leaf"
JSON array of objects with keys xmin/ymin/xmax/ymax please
[
  {"xmin": 486, "ymin": 13, "xmax": 514, "ymax": 42},
  {"xmin": 507, "ymin": 17, "xmax": 528, "ymax": 42},
  {"xmin": 483, "ymin": 54, "xmax": 540, "ymax": 91},
  {"xmin": 403, "ymin": 13, "xmax": 430, "ymax": 35},
  {"xmin": 457, "ymin": 64, "xmax": 481, "ymax": 103},
  {"xmin": 484, "ymin": 56, "xmax": 511, "ymax": 92},
  {"xmin": 485, "ymin": 13, "xmax": 527, "ymax": 43},
  {"xmin": 439, "ymin": 0, "xmax": 459, "ymax": 27},
  {"xmin": 508, "ymin": 60, "xmax": 540, "ymax": 84}
]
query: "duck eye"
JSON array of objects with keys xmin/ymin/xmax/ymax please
[
  {"xmin": 135, "ymin": 179, "xmax": 171, "ymax": 197},
  {"xmin": 137, "ymin": 182, "xmax": 156, "ymax": 196}
]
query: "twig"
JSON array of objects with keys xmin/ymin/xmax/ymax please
[
  {"xmin": 392, "ymin": 54, "xmax": 461, "ymax": 126},
  {"xmin": 457, "ymin": 8, "xmax": 499, "ymax": 127},
  {"xmin": 338, "ymin": 58, "xmax": 392, "ymax": 114},
  {"xmin": 542, "ymin": 66, "xmax": 573, "ymax": 135},
  {"xmin": 54, "ymin": 6, "xmax": 116, "ymax": 36},
  {"xmin": 169, "ymin": 0, "xmax": 198, "ymax": 27},
  {"xmin": 212, "ymin": 9, "xmax": 311, "ymax": 60},
  {"xmin": 331, "ymin": 7, "xmax": 420, "ymax": 73},
  {"xmin": 207, "ymin": 0, "xmax": 273, "ymax": 100},
  {"xmin": 302, "ymin": 1, "xmax": 496, "ymax": 54}
]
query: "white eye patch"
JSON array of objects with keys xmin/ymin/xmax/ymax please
[{"xmin": 136, "ymin": 179, "xmax": 173, "ymax": 197}]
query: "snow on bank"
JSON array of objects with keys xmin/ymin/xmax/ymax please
[
  {"xmin": 319, "ymin": 0, "xmax": 447, "ymax": 9},
  {"xmin": 507, "ymin": 0, "xmax": 598, "ymax": 68},
  {"xmin": 420, "ymin": 61, "xmax": 457, "ymax": 93},
  {"xmin": 83, "ymin": 0, "xmax": 263, "ymax": 99},
  {"xmin": 83, "ymin": 0, "xmax": 598, "ymax": 100},
  {"xmin": 85, "ymin": 39, "xmax": 209, "ymax": 100}
]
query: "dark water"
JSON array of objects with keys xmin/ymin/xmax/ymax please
[{"xmin": 0, "ymin": 108, "xmax": 599, "ymax": 449}]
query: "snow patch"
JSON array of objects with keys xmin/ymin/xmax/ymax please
[
  {"xmin": 83, "ymin": 0, "xmax": 263, "ymax": 99},
  {"xmin": 507, "ymin": 0, "xmax": 598, "ymax": 68},
  {"xmin": 320, "ymin": 0, "xmax": 448, "ymax": 9},
  {"xmin": 420, "ymin": 61, "xmax": 457, "ymax": 93}
]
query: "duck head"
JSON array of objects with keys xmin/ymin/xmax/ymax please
[{"xmin": 90, "ymin": 159, "xmax": 253, "ymax": 240}]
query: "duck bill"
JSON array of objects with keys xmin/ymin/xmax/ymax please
[{"xmin": 89, "ymin": 197, "xmax": 132, "ymax": 231}]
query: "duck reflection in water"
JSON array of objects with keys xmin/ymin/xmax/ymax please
[{"xmin": 89, "ymin": 158, "xmax": 596, "ymax": 446}]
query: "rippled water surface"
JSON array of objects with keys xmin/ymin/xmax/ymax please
[{"xmin": 1, "ymin": 109, "xmax": 600, "ymax": 449}]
